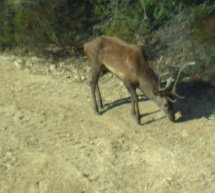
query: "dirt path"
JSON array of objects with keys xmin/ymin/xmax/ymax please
[{"xmin": 0, "ymin": 54, "xmax": 215, "ymax": 193}]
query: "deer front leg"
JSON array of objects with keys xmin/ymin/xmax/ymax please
[
  {"xmin": 124, "ymin": 82, "xmax": 140, "ymax": 124},
  {"xmin": 132, "ymin": 92, "xmax": 141, "ymax": 125}
]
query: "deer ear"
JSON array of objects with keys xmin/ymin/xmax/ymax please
[{"xmin": 153, "ymin": 88, "xmax": 159, "ymax": 96}]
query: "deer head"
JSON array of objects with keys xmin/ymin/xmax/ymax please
[{"xmin": 152, "ymin": 57, "xmax": 195, "ymax": 121}]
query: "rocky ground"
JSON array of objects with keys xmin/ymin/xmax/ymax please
[{"xmin": 0, "ymin": 53, "xmax": 215, "ymax": 193}]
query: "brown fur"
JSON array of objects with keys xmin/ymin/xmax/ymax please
[{"xmin": 84, "ymin": 36, "xmax": 175, "ymax": 124}]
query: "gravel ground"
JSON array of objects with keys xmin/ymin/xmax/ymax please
[{"xmin": 0, "ymin": 53, "xmax": 215, "ymax": 193}]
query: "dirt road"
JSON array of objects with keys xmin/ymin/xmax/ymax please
[{"xmin": 0, "ymin": 53, "xmax": 215, "ymax": 193}]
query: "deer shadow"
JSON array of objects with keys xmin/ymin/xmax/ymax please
[
  {"xmin": 98, "ymin": 82, "xmax": 215, "ymax": 124},
  {"xmin": 100, "ymin": 95, "xmax": 161, "ymax": 124},
  {"xmin": 174, "ymin": 82, "xmax": 215, "ymax": 122},
  {"xmin": 100, "ymin": 95, "xmax": 148, "ymax": 115}
]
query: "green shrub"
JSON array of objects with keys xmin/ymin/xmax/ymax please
[
  {"xmin": 0, "ymin": 0, "xmax": 214, "ymax": 52},
  {"xmin": 101, "ymin": 20, "xmax": 136, "ymax": 41},
  {"xmin": 0, "ymin": 21, "xmax": 15, "ymax": 49},
  {"xmin": 191, "ymin": 6, "xmax": 215, "ymax": 45}
]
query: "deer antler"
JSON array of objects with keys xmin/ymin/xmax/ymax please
[
  {"xmin": 157, "ymin": 56, "xmax": 172, "ymax": 91},
  {"xmin": 170, "ymin": 61, "xmax": 195, "ymax": 98},
  {"xmin": 158, "ymin": 60, "xmax": 195, "ymax": 102}
]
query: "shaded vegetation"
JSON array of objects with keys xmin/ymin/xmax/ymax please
[
  {"xmin": 0, "ymin": 0, "xmax": 215, "ymax": 84},
  {"xmin": 0, "ymin": 0, "xmax": 214, "ymax": 48}
]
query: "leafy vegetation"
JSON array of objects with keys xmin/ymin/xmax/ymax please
[
  {"xmin": 191, "ymin": 6, "xmax": 215, "ymax": 45},
  {"xmin": 0, "ymin": 0, "xmax": 214, "ymax": 49},
  {"xmin": 0, "ymin": 0, "xmax": 214, "ymax": 83}
]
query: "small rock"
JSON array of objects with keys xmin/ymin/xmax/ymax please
[
  {"xmin": 40, "ymin": 111, "xmax": 46, "ymax": 115},
  {"xmin": 59, "ymin": 62, "xmax": 64, "ymax": 68},
  {"xmin": 27, "ymin": 63, "xmax": 33, "ymax": 67},
  {"xmin": 14, "ymin": 111, "xmax": 24, "ymax": 120},
  {"xmin": 50, "ymin": 65, "xmax": 56, "ymax": 71},
  {"xmin": 208, "ymin": 113, "xmax": 215, "ymax": 120},
  {"xmin": 14, "ymin": 61, "xmax": 22, "ymax": 69},
  {"xmin": 59, "ymin": 114, "xmax": 66, "ymax": 121},
  {"xmin": 65, "ymin": 75, "xmax": 71, "ymax": 79}
]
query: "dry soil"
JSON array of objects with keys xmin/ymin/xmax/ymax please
[{"xmin": 0, "ymin": 53, "xmax": 215, "ymax": 193}]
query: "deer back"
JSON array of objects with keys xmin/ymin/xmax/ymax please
[{"xmin": 85, "ymin": 36, "xmax": 158, "ymax": 86}]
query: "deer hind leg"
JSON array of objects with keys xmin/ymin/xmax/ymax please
[
  {"xmin": 90, "ymin": 66, "xmax": 102, "ymax": 115},
  {"xmin": 96, "ymin": 67, "xmax": 108, "ymax": 109},
  {"xmin": 96, "ymin": 84, "xmax": 103, "ymax": 109},
  {"xmin": 124, "ymin": 81, "xmax": 140, "ymax": 124}
]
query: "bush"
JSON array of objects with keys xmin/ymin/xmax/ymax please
[
  {"xmin": 153, "ymin": 4, "xmax": 215, "ymax": 85},
  {"xmin": 0, "ymin": 0, "xmax": 214, "ymax": 56},
  {"xmin": 191, "ymin": 6, "xmax": 215, "ymax": 46},
  {"xmin": 0, "ymin": 0, "xmax": 92, "ymax": 50}
]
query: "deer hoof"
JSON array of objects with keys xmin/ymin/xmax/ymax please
[
  {"xmin": 95, "ymin": 112, "xmax": 101, "ymax": 116},
  {"xmin": 135, "ymin": 116, "xmax": 141, "ymax": 125},
  {"xmin": 136, "ymin": 120, "xmax": 141, "ymax": 125}
]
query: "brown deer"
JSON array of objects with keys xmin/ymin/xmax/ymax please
[{"xmin": 84, "ymin": 36, "xmax": 194, "ymax": 124}]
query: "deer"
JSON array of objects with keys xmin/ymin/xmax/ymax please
[{"xmin": 84, "ymin": 36, "xmax": 194, "ymax": 124}]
